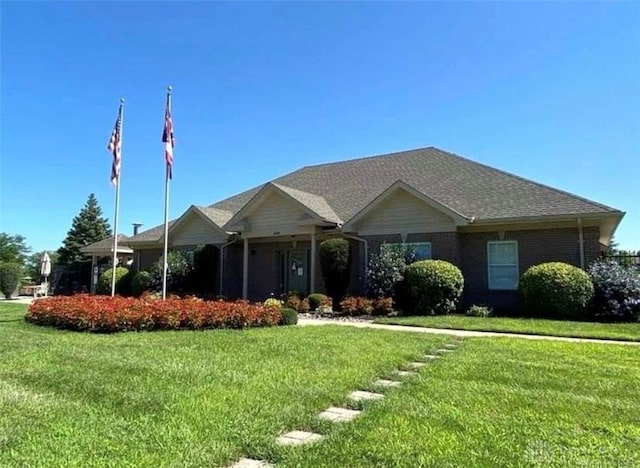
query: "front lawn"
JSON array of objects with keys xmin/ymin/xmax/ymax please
[
  {"xmin": 2, "ymin": 302, "xmax": 639, "ymax": 466},
  {"xmin": 0, "ymin": 302, "xmax": 445, "ymax": 466},
  {"xmin": 375, "ymin": 314, "xmax": 640, "ymax": 342}
]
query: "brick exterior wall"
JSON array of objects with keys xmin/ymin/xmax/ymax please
[{"xmin": 460, "ymin": 226, "xmax": 600, "ymax": 312}]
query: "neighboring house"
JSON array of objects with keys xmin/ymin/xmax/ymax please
[{"xmin": 127, "ymin": 147, "xmax": 624, "ymax": 311}]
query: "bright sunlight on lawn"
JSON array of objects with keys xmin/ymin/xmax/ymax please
[
  {"xmin": 375, "ymin": 314, "xmax": 640, "ymax": 342},
  {"xmin": 2, "ymin": 302, "xmax": 639, "ymax": 466}
]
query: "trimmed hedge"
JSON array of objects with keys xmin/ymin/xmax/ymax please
[
  {"xmin": 339, "ymin": 296, "xmax": 394, "ymax": 316},
  {"xmin": 520, "ymin": 262, "xmax": 594, "ymax": 320},
  {"xmin": 307, "ymin": 293, "xmax": 330, "ymax": 311},
  {"xmin": 26, "ymin": 295, "xmax": 282, "ymax": 333},
  {"xmin": 96, "ymin": 267, "xmax": 131, "ymax": 296},
  {"xmin": 280, "ymin": 307, "xmax": 298, "ymax": 325},
  {"xmin": 404, "ymin": 260, "xmax": 464, "ymax": 315},
  {"xmin": 131, "ymin": 271, "xmax": 151, "ymax": 297}
]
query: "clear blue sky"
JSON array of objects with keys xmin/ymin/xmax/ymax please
[{"xmin": 1, "ymin": 2, "xmax": 639, "ymax": 252}]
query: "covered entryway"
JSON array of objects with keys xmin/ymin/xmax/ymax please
[{"xmin": 279, "ymin": 249, "xmax": 310, "ymax": 296}]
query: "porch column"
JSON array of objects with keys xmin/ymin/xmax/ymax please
[
  {"xmin": 310, "ymin": 231, "xmax": 317, "ymax": 292},
  {"xmin": 242, "ymin": 237, "xmax": 249, "ymax": 299},
  {"xmin": 90, "ymin": 255, "xmax": 97, "ymax": 293}
]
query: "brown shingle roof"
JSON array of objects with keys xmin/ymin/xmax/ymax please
[
  {"xmin": 80, "ymin": 234, "xmax": 133, "ymax": 253},
  {"xmin": 130, "ymin": 146, "xmax": 621, "ymax": 241}
]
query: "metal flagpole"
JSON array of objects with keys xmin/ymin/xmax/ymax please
[
  {"xmin": 161, "ymin": 87, "xmax": 172, "ymax": 300},
  {"xmin": 111, "ymin": 99, "xmax": 124, "ymax": 296}
]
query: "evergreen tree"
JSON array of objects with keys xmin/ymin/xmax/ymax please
[
  {"xmin": 0, "ymin": 233, "xmax": 31, "ymax": 266},
  {"xmin": 57, "ymin": 194, "xmax": 112, "ymax": 264}
]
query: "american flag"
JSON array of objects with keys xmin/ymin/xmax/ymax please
[
  {"xmin": 162, "ymin": 101, "xmax": 174, "ymax": 179},
  {"xmin": 107, "ymin": 104, "xmax": 123, "ymax": 186}
]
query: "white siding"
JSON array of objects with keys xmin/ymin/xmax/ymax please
[
  {"xmin": 355, "ymin": 189, "xmax": 455, "ymax": 235},
  {"xmin": 171, "ymin": 213, "xmax": 227, "ymax": 246},
  {"xmin": 245, "ymin": 192, "xmax": 309, "ymax": 237}
]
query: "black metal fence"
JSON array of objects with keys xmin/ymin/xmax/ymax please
[{"xmin": 602, "ymin": 252, "xmax": 640, "ymax": 269}]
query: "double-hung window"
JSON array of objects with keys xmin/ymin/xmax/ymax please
[{"xmin": 487, "ymin": 241, "xmax": 518, "ymax": 290}]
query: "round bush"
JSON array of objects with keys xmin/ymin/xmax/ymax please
[
  {"xmin": 0, "ymin": 262, "xmax": 22, "ymax": 299},
  {"xmin": 307, "ymin": 293, "xmax": 329, "ymax": 311},
  {"xmin": 96, "ymin": 267, "xmax": 131, "ymax": 295},
  {"xmin": 263, "ymin": 297, "xmax": 282, "ymax": 310},
  {"xmin": 588, "ymin": 260, "xmax": 640, "ymax": 322},
  {"xmin": 519, "ymin": 262, "xmax": 594, "ymax": 320},
  {"xmin": 404, "ymin": 260, "xmax": 464, "ymax": 315},
  {"xmin": 131, "ymin": 271, "xmax": 151, "ymax": 297},
  {"xmin": 280, "ymin": 307, "xmax": 298, "ymax": 326}
]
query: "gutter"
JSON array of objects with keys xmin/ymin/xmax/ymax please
[{"xmin": 219, "ymin": 236, "xmax": 238, "ymax": 296}]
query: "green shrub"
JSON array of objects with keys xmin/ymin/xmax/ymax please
[
  {"xmin": 131, "ymin": 271, "xmax": 151, "ymax": 297},
  {"xmin": 339, "ymin": 296, "xmax": 374, "ymax": 316},
  {"xmin": 519, "ymin": 262, "xmax": 594, "ymax": 320},
  {"xmin": 307, "ymin": 293, "xmax": 330, "ymax": 311},
  {"xmin": 191, "ymin": 244, "xmax": 218, "ymax": 294},
  {"xmin": 589, "ymin": 260, "xmax": 640, "ymax": 322},
  {"xmin": 319, "ymin": 238, "xmax": 352, "ymax": 309},
  {"xmin": 148, "ymin": 251, "xmax": 193, "ymax": 294},
  {"xmin": 280, "ymin": 307, "xmax": 298, "ymax": 326},
  {"xmin": 466, "ymin": 305, "xmax": 493, "ymax": 318},
  {"xmin": 404, "ymin": 260, "xmax": 464, "ymax": 315},
  {"xmin": 0, "ymin": 262, "xmax": 22, "ymax": 299},
  {"xmin": 96, "ymin": 267, "xmax": 131, "ymax": 295}
]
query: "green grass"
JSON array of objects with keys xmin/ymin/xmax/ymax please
[
  {"xmin": 2, "ymin": 303, "xmax": 639, "ymax": 467},
  {"xmin": 374, "ymin": 314, "xmax": 640, "ymax": 342}
]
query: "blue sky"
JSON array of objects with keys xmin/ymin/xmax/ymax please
[{"xmin": 1, "ymin": 2, "xmax": 639, "ymax": 252}]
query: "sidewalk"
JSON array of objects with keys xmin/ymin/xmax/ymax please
[
  {"xmin": 298, "ymin": 318, "xmax": 640, "ymax": 346},
  {"xmin": 1, "ymin": 297, "xmax": 36, "ymax": 305}
]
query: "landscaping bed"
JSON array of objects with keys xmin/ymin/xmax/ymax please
[
  {"xmin": 374, "ymin": 314, "xmax": 640, "ymax": 342},
  {"xmin": 26, "ymin": 294, "xmax": 282, "ymax": 332}
]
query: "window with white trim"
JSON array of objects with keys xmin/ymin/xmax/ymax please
[
  {"xmin": 487, "ymin": 241, "xmax": 519, "ymax": 290},
  {"xmin": 381, "ymin": 242, "xmax": 432, "ymax": 261}
]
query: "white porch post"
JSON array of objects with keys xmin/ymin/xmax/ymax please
[
  {"xmin": 310, "ymin": 230, "xmax": 317, "ymax": 292},
  {"xmin": 242, "ymin": 237, "xmax": 249, "ymax": 300},
  {"xmin": 90, "ymin": 255, "xmax": 97, "ymax": 293}
]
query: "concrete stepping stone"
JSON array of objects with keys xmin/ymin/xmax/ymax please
[
  {"xmin": 444, "ymin": 343, "xmax": 458, "ymax": 349},
  {"xmin": 407, "ymin": 361, "xmax": 426, "ymax": 369},
  {"xmin": 230, "ymin": 458, "xmax": 273, "ymax": 468},
  {"xmin": 276, "ymin": 430, "xmax": 323, "ymax": 446},
  {"xmin": 437, "ymin": 349, "xmax": 456, "ymax": 353},
  {"xmin": 348, "ymin": 390, "xmax": 384, "ymax": 401},
  {"xmin": 374, "ymin": 379, "xmax": 402, "ymax": 388},
  {"xmin": 422, "ymin": 354, "xmax": 440, "ymax": 360},
  {"xmin": 318, "ymin": 406, "xmax": 361, "ymax": 422},
  {"xmin": 395, "ymin": 370, "xmax": 418, "ymax": 377}
]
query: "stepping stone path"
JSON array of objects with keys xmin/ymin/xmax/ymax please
[
  {"xmin": 437, "ymin": 348, "xmax": 456, "ymax": 353},
  {"xmin": 395, "ymin": 370, "xmax": 417, "ymax": 377},
  {"xmin": 374, "ymin": 379, "xmax": 402, "ymax": 388},
  {"xmin": 444, "ymin": 343, "xmax": 458, "ymax": 349},
  {"xmin": 422, "ymin": 354, "xmax": 440, "ymax": 360},
  {"xmin": 230, "ymin": 458, "xmax": 273, "ymax": 468},
  {"xmin": 318, "ymin": 406, "xmax": 361, "ymax": 422},
  {"xmin": 276, "ymin": 430, "xmax": 323, "ymax": 446},
  {"xmin": 348, "ymin": 390, "xmax": 384, "ymax": 401},
  {"xmin": 407, "ymin": 361, "xmax": 427, "ymax": 369}
]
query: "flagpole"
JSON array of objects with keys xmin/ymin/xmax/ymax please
[
  {"xmin": 111, "ymin": 98, "xmax": 124, "ymax": 296},
  {"xmin": 161, "ymin": 86, "xmax": 172, "ymax": 300}
]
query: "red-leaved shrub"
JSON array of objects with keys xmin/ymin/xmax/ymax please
[{"xmin": 26, "ymin": 295, "xmax": 282, "ymax": 333}]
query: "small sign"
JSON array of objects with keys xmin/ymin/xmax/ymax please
[{"xmin": 297, "ymin": 267, "xmax": 303, "ymax": 276}]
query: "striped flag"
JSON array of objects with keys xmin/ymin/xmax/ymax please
[
  {"xmin": 162, "ymin": 101, "xmax": 174, "ymax": 179},
  {"xmin": 107, "ymin": 103, "xmax": 123, "ymax": 186}
]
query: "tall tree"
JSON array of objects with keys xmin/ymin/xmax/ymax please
[
  {"xmin": 0, "ymin": 233, "xmax": 31, "ymax": 265},
  {"xmin": 57, "ymin": 194, "xmax": 112, "ymax": 264}
]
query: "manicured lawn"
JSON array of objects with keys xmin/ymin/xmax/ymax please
[
  {"xmin": 0, "ymin": 302, "xmax": 446, "ymax": 466},
  {"xmin": 375, "ymin": 314, "xmax": 640, "ymax": 342},
  {"xmin": 2, "ymin": 302, "xmax": 639, "ymax": 466}
]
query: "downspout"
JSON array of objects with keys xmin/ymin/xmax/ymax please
[
  {"xmin": 577, "ymin": 217, "xmax": 585, "ymax": 269},
  {"xmin": 343, "ymin": 234, "xmax": 368, "ymax": 293},
  {"xmin": 219, "ymin": 237, "xmax": 238, "ymax": 296}
]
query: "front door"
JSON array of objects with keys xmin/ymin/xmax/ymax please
[{"xmin": 286, "ymin": 249, "xmax": 309, "ymax": 295}]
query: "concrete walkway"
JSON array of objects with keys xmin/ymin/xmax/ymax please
[
  {"xmin": 298, "ymin": 318, "xmax": 640, "ymax": 346},
  {"xmin": 0, "ymin": 297, "xmax": 36, "ymax": 305}
]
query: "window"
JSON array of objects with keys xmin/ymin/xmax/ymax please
[
  {"xmin": 487, "ymin": 241, "xmax": 519, "ymax": 290},
  {"xmin": 381, "ymin": 242, "xmax": 432, "ymax": 261}
]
